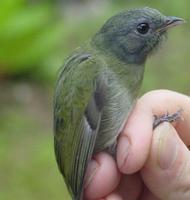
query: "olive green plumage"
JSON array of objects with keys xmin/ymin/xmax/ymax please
[{"xmin": 53, "ymin": 7, "xmax": 184, "ymax": 200}]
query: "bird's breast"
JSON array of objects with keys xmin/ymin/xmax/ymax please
[{"xmin": 93, "ymin": 71, "xmax": 135, "ymax": 153}]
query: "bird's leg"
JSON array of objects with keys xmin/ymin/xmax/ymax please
[
  {"xmin": 107, "ymin": 142, "xmax": 117, "ymax": 157},
  {"xmin": 153, "ymin": 109, "xmax": 183, "ymax": 129}
]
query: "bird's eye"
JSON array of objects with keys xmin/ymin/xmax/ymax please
[{"xmin": 137, "ymin": 23, "xmax": 150, "ymax": 34}]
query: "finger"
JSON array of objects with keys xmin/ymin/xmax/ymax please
[
  {"xmin": 117, "ymin": 90, "xmax": 190, "ymax": 174},
  {"xmin": 117, "ymin": 98, "xmax": 153, "ymax": 174},
  {"xmin": 84, "ymin": 152, "xmax": 121, "ymax": 200},
  {"xmin": 106, "ymin": 173, "xmax": 143, "ymax": 200},
  {"xmin": 140, "ymin": 187, "xmax": 161, "ymax": 200},
  {"xmin": 141, "ymin": 122, "xmax": 190, "ymax": 200},
  {"xmin": 141, "ymin": 90, "xmax": 190, "ymax": 144}
]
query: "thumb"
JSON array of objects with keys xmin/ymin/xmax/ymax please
[{"xmin": 141, "ymin": 122, "xmax": 190, "ymax": 200}]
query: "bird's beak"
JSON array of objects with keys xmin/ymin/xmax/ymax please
[{"xmin": 156, "ymin": 16, "xmax": 186, "ymax": 33}]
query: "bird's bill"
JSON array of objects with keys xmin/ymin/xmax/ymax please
[{"xmin": 156, "ymin": 16, "xmax": 186, "ymax": 32}]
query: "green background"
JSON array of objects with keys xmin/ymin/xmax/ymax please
[{"xmin": 0, "ymin": 0, "xmax": 189, "ymax": 199}]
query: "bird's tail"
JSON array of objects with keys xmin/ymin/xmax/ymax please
[{"xmin": 73, "ymin": 190, "xmax": 84, "ymax": 200}]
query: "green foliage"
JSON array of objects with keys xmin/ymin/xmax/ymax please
[
  {"xmin": 1, "ymin": 0, "xmax": 189, "ymax": 86},
  {"xmin": 112, "ymin": 0, "xmax": 190, "ymax": 19},
  {"xmin": 0, "ymin": 0, "xmax": 64, "ymax": 79},
  {"xmin": 0, "ymin": 85, "xmax": 71, "ymax": 200}
]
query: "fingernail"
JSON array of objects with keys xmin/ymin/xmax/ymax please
[
  {"xmin": 117, "ymin": 135, "xmax": 130, "ymax": 171},
  {"xmin": 84, "ymin": 160, "xmax": 99, "ymax": 188},
  {"xmin": 157, "ymin": 123, "xmax": 178, "ymax": 169}
]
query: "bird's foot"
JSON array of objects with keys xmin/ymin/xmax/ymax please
[{"xmin": 153, "ymin": 109, "xmax": 183, "ymax": 129}]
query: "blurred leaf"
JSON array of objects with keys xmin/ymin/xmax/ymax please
[{"xmin": 0, "ymin": 0, "xmax": 64, "ymax": 77}]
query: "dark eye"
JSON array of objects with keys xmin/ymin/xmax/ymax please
[{"xmin": 137, "ymin": 23, "xmax": 150, "ymax": 34}]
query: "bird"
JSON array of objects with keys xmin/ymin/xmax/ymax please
[{"xmin": 53, "ymin": 7, "xmax": 184, "ymax": 200}]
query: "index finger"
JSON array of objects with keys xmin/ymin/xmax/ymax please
[
  {"xmin": 117, "ymin": 89, "xmax": 190, "ymax": 174},
  {"xmin": 141, "ymin": 90, "xmax": 190, "ymax": 143}
]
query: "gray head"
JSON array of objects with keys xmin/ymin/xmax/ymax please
[{"xmin": 93, "ymin": 7, "xmax": 185, "ymax": 64}]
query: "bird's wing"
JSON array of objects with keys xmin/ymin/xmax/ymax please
[{"xmin": 53, "ymin": 52, "xmax": 103, "ymax": 199}]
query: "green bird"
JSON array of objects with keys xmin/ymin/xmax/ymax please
[{"xmin": 53, "ymin": 7, "xmax": 184, "ymax": 200}]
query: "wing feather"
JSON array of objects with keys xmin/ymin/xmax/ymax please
[
  {"xmin": 54, "ymin": 51, "xmax": 102, "ymax": 199},
  {"xmin": 54, "ymin": 50, "xmax": 134, "ymax": 200}
]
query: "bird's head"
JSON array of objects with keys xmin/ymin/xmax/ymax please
[{"xmin": 93, "ymin": 7, "xmax": 185, "ymax": 65}]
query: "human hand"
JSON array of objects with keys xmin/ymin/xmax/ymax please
[{"xmin": 84, "ymin": 90, "xmax": 190, "ymax": 200}]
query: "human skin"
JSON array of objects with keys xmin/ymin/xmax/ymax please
[{"xmin": 84, "ymin": 90, "xmax": 190, "ymax": 200}]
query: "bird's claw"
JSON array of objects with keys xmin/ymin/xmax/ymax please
[{"xmin": 153, "ymin": 109, "xmax": 183, "ymax": 129}]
